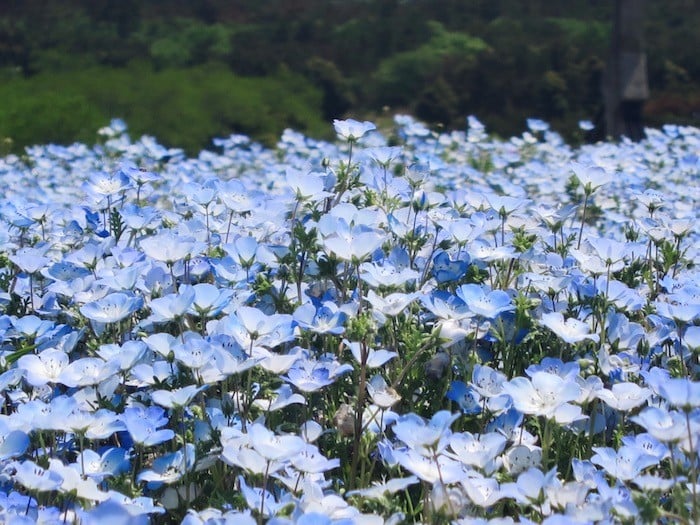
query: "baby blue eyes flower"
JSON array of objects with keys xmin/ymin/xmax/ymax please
[
  {"xmin": 137, "ymin": 443, "xmax": 196, "ymax": 486},
  {"xmin": 0, "ymin": 423, "xmax": 29, "ymax": 461},
  {"xmin": 139, "ymin": 231, "xmax": 203, "ymax": 264},
  {"xmin": 657, "ymin": 378, "xmax": 700, "ymax": 409},
  {"xmin": 432, "ymin": 251, "xmax": 468, "ymax": 283},
  {"xmin": 332, "ymin": 118, "xmax": 376, "ymax": 142},
  {"xmin": 502, "ymin": 371, "xmax": 581, "ymax": 419},
  {"xmin": 294, "ymin": 302, "xmax": 347, "ymax": 335},
  {"xmin": 80, "ymin": 292, "xmax": 144, "ymax": 324},
  {"xmin": 446, "ymin": 381, "xmax": 482, "ymax": 415},
  {"xmin": 5, "ymin": 112, "xmax": 700, "ymax": 522},
  {"xmin": 83, "ymin": 169, "xmax": 133, "ymax": 198},
  {"xmin": 13, "ymin": 461, "xmax": 63, "ymax": 494},
  {"xmin": 151, "ymin": 385, "xmax": 208, "ymax": 409},
  {"xmin": 539, "ymin": 312, "xmax": 599, "ymax": 345},
  {"xmin": 455, "ymin": 284, "xmax": 514, "ymax": 319}
]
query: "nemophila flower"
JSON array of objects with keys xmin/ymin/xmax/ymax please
[
  {"xmin": 70, "ymin": 447, "xmax": 130, "ymax": 483},
  {"xmin": 9, "ymin": 314, "xmax": 55, "ymax": 339},
  {"xmin": 366, "ymin": 374, "xmax": 401, "ymax": 409},
  {"xmin": 121, "ymin": 407, "xmax": 175, "ymax": 447},
  {"xmin": 500, "ymin": 466, "xmax": 559, "ymax": 508},
  {"xmin": 83, "ymin": 169, "xmax": 132, "ymax": 198},
  {"xmin": 526, "ymin": 357, "xmax": 580, "ymax": 380},
  {"xmin": 0, "ymin": 368, "xmax": 23, "ymax": 392},
  {"xmin": 333, "ymin": 118, "xmax": 376, "ymax": 142},
  {"xmin": 684, "ymin": 325, "xmax": 700, "ymax": 350},
  {"xmin": 595, "ymin": 382, "xmax": 652, "ymax": 411},
  {"xmin": 431, "ymin": 251, "xmax": 468, "ymax": 283},
  {"xmin": 658, "ymin": 378, "xmax": 700, "ymax": 409},
  {"xmin": 585, "ymin": 236, "xmax": 633, "ymax": 269},
  {"xmin": 254, "ymin": 346, "xmax": 306, "ymax": 375},
  {"xmin": 17, "ymin": 348, "xmax": 69, "ymax": 387},
  {"xmin": 285, "ymin": 168, "xmax": 331, "ymax": 201},
  {"xmin": 79, "ymin": 499, "xmax": 151, "ymax": 525},
  {"xmin": 345, "ymin": 340, "xmax": 397, "ymax": 368},
  {"xmin": 471, "ymin": 364, "xmax": 507, "ymax": 398},
  {"xmin": 502, "ymin": 371, "xmax": 581, "ymax": 420},
  {"xmin": 363, "ymin": 404, "xmax": 399, "ymax": 434},
  {"xmin": 290, "ymin": 443, "xmax": 340, "ymax": 474},
  {"xmin": 10, "ymin": 247, "xmax": 50, "ymax": 274},
  {"xmin": 595, "ymin": 278, "xmax": 645, "ymax": 311},
  {"xmin": 148, "ymin": 286, "xmax": 196, "ymax": 322},
  {"xmin": 0, "ymin": 421, "xmax": 29, "ymax": 461},
  {"xmin": 294, "ymin": 302, "xmax": 347, "ymax": 335},
  {"xmin": 446, "ymin": 381, "xmax": 482, "ymax": 415},
  {"xmin": 345, "ymin": 476, "xmax": 419, "ymax": 499},
  {"xmin": 49, "ymin": 458, "xmax": 110, "ymax": 502},
  {"xmin": 252, "ymin": 384, "xmax": 306, "ymax": 412},
  {"xmin": 129, "ymin": 360, "xmax": 174, "ymax": 388},
  {"xmin": 221, "ymin": 445, "xmax": 279, "ymax": 477},
  {"xmin": 80, "ymin": 291, "xmax": 143, "ymax": 325},
  {"xmin": 502, "ymin": 444, "xmax": 542, "ymax": 475},
  {"xmin": 97, "ymin": 340, "xmax": 148, "ymax": 371},
  {"xmin": 632, "ymin": 474, "xmax": 680, "ymax": 493},
  {"xmin": 58, "ymin": 357, "xmax": 119, "ymax": 387},
  {"xmin": 621, "ymin": 433, "xmax": 669, "ymax": 462},
  {"xmin": 448, "ymin": 431, "xmax": 506, "ymax": 473},
  {"xmin": 173, "ymin": 334, "xmax": 215, "ymax": 371},
  {"xmin": 201, "ymin": 340, "xmax": 259, "ymax": 382},
  {"xmin": 143, "ymin": 332, "xmax": 177, "ymax": 359},
  {"xmin": 631, "ymin": 407, "xmax": 688, "ymax": 442},
  {"xmin": 392, "ymin": 411, "xmax": 459, "ymax": 456},
  {"xmin": 360, "ymin": 262, "xmax": 419, "ymax": 288},
  {"xmin": 187, "ymin": 283, "xmax": 232, "ymax": 317},
  {"xmin": 654, "ymin": 300, "xmax": 700, "ymax": 324},
  {"xmin": 365, "ymin": 290, "xmax": 419, "ymax": 324},
  {"xmin": 43, "ymin": 260, "xmax": 92, "ymax": 283},
  {"xmin": 224, "ymin": 235, "xmax": 259, "ymax": 270},
  {"xmin": 139, "ymin": 231, "xmax": 203, "ymax": 265},
  {"xmin": 591, "ymin": 445, "xmax": 659, "ymax": 481},
  {"xmin": 461, "ymin": 477, "xmax": 505, "ymax": 508},
  {"xmin": 13, "ymin": 460, "xmax": 64, "ymax": 492},
  {"xmin": 391, "ymin": 448, "xmax": 464, "ymax": 484},
  {"xmin": 456, "ymin": 284, "xmax": 514, "ymax": 319},
  {"xmin": 96, "ymin": 262, "xmax": 148, "ymax": 292},
  {"xmin": 539, "ymin": 312, "xmax": 599, "ymax": 345},
  {"xmin": 321, "ymin": 220, "xmax": 384, "ymax": 262},
  {"xmin": 231, "ymin": 306, "xmax": 296, "ymax": 348},
  {"xmin": 151, "ymin": 384, "xmax": 208, "ymax": 409},
  {"xmin": 283, "ymin": 355, "xmax": 352, "ymax": 393},
  {"xmin": 570, "ymin": 162, "xmax": 612, "ymax": 194},
  {"xmin": 85, "ymin": 410, "xmax": 126, "ymax": 440},
  {"xmin": 118, "ymin": 203, "xmax": 161, "ymax": 234},
  {"xmin": 468, "ymin": 239, "xmax": 517, "ymax": 263},
  {"xmin": 138, "ymin": 443, "xmax": 196, "ymax": 486},
  {"xmin": 421, "ymin": 290, "xmax": 470, "ymax": 321},
  {"xmin": 58, "ymin": 356, "xmax": 119, "ymax": 388}
]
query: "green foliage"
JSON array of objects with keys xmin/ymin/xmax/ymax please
[
  {"xmin": 0, "ymin": 0, "xmax": 698, "ymax": 144},
  {"xmin": 141, "ymin": 18, "xmax": 233, "ymax": 69},
  {"xmin": 0, "ymin": 64, "xmax": 328, "ymax": 154},
  {"xmin": 374, "ymin": 22, "xmax": 489, "ymax": 123}
]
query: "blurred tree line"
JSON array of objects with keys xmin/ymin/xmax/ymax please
[{"xmin": 0, "ymin": 0, "xmax": 698, "ymax": 153}]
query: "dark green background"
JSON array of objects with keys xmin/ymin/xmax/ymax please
[{"xmin": 1, "ymin": 0, "xmax": 698, "ymax": 154}]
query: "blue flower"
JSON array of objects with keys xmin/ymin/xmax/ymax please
[
  {"xmin": 446, "ymin": 381, "xmax": 482, "ymax": 415},
  {"xmin": 80, "ymin": 292, "xmax": 143, "ymax": 324},
  {"xmin": 431, "ymin": 251, "xmax": 467, "ymax": 283}
]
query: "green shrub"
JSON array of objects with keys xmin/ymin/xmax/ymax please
[{"xmin": 0, "ymin": 64, "xmax": 328, "ymax": 154}]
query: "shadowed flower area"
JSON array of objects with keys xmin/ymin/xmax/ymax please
[{"xmin": 0, "ymin": 115, "xmax": 699, "ymax": 523}]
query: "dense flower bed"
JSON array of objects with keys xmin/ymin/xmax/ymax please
[{"xmin": 0, "ymin": 116, "xmax": 698, "ymax": 524}]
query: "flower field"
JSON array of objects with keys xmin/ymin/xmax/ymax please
[{"xmin": 0, "ymin": 115, "xmax": 698, "ymax": 524}]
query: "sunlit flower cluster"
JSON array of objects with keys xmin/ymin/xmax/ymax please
[{"xmin": 0, "ymin": 115, "xmax": 699, "ymax": 523}]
